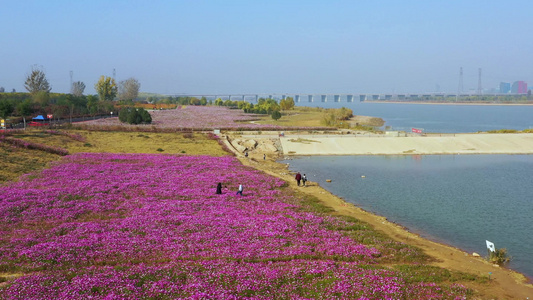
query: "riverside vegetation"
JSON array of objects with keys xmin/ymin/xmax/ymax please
[{"xmin": 0, "ymin": 107, "xmax": 516, "ymax": 299}]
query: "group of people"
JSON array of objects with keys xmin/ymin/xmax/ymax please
[
  {"xmin": 295, "ymin": 172, "xmax": 307, "ymax": 186},
  {"xmin": 216, "ymin": 171, "xmax": 307, "ymax": 197},
  {"xmin": 216, "ymin": 182, "xmax": 244, "ymax": 196},
  {"xmin": 244, "ymin": 151, "xmax": 267, "ymax": 161}
]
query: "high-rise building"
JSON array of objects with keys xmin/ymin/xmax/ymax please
[
  {"xmin": 499, "ymin": 82, "xmax": 511, "ymax": 94},
  {"xmin": 511, "ymin": 81, "xmax": 528, "ymax": 94}
]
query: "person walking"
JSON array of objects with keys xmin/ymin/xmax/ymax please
[
  {"xmin": 216, "ymin": 182, "xmax": 223, "ymax": 194},
  {"xmin": 295, "ymin": 172, "xmax": 302, "ymax": 186},
  {"xmin": 302, "ymin": 174, "xmax": 307, "ymax": 186},
  {"xmin": 263, "ymin": 154, "xmax": 266, "ymax": 160},
  {"xmin": 236, "ymin": 184, "xmax": 243, "ymax": 196}
]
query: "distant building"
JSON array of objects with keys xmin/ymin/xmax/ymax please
[
  {"xmin": 511, "ymin": 81, "xmax": 528, "ymax": 94},
  {"xmin": 499, "ymin": 82, "xmax": 511, "ymax": 94}
]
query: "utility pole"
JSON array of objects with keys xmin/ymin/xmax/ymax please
[
  {"xmin": 69, "ymin": 70, "xmax": 73, "ymax": 94},
  {"xmin": 477, "ymin": 68, "xmax": 482, "ymax": 95},
  {"xmin": 457, "ymin": 67, "xmax": 463, "ymax": 101}
]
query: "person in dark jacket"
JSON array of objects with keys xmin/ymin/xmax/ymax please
[
  {"xmin": 216, "ymin": 182, "xmax": 223, "ymax": 194},
  {"xmin": 295, "ymin": 172, "xmax": 302, "ymax": 186}
]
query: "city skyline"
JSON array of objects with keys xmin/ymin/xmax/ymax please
[{"xmin": 1, "ymin": 1, "xmax": 532, "ymax": 95}]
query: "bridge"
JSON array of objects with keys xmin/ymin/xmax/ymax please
[{"xmin": 170, "ymin": 93, "xmax": 510, "ymax": 103}]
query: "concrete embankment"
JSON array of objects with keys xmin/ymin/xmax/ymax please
[{"xmin": 279, "ymin": 133, "xmax": 533, "ymax": 155}]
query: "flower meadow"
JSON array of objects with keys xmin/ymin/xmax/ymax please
[
  {"xmin": 78, "ymin": 106, "xmax": 330, "ymax": 131},
  {"xmin": 0, "ymin": 153, "xmax": 472, "ymax": 299}
]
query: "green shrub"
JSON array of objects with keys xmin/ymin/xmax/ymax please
[
  {"xmin": 271, "ymin": 110, "xmax": 282, "ymax": 121},
  {"xmin": 488, "ymin": 248, "xmax": 511, "ymax": 265},
  {"xmin": 487, "ymin": 129, "xmax": 518, "ymax": 133},
  {"xmin": 119, "ymin": 107, "xmax": 152, "ymax": 125}
]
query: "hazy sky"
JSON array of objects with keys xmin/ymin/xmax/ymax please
[{"xmin": 1, "ymin": 0, "xmax": 532, "ymax": 95}]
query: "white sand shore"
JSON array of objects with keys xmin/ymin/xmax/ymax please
[{"xmin": 280, "ymin": 133, "xmax": 533, "ymax": 155}]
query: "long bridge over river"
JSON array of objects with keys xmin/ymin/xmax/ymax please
[{"xmin": 170, "ymin": 93, "xmax": 513, "ymax": 103}]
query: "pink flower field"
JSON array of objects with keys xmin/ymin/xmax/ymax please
[
  {"xmin": 80, "ymin": 106, "xmax": 287, "ymax": 130},
  {"xmin": 0, "ymin": 153, "xmax": 471, "ymax": 299}
]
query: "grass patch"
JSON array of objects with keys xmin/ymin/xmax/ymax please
[
  {"xmin": 299, "ymin": 195, "xmax": 335, "ymax": 214},
  {"xmin": 253, "ymin": 107, "xmax": 329, "ymax": 128},
  {"xmin": 486, "ymin": 129, "xmax": 519, "ymax": 133},
  {"xmin": 394, "ymin": 265, "xmax": 488, "ymax": 284},
  {"xmin": 0, "ymin": 142, "xmax": 60, "ymax": 183}
]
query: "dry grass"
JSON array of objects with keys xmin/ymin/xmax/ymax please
[
  {"xmin": 11, "ymin": 130, "xmax": 228, "ymax": 156},
  {"xmin": 253, "ymin": 107, "xmax": 327, "ymax": 127},
  {"xmin": 252, "ymin": 107, "xmax": 384, "ymax": 129},
  {"xmin": 67, "ymin": 131, "xmax": 228, "ymax": 155},
  {"xmin": 0, "ymin": 143, "xmax": 60, "ymax": 183}
]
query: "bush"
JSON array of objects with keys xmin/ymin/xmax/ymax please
[
  {"xmin": 119, "ymin": 107, "xmax": 152, "ymax": 125},
  {"xmin": 488, "ymin": 248, "xmax": 511, "ymax": 265},
  {"xmin": 271, "ymin": 110, "xmax": 282, "ymax": 121}
]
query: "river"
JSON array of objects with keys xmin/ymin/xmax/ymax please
[
  {"xmin": 287, "ymin": 102, "xmax": 533, "ymax": 279},
  {"xmin": 297, "ymin": 101, "xmax": 533, "ymax": 133}
]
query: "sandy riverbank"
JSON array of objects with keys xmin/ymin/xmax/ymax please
[
  {"xmin": 280, "ymin": 133, "xmax": 533, "ymax": 156},
  {"xmin": 224, "ymin": 133, "xmax": 533, "ymax": 298}
]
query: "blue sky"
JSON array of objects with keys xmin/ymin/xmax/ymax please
[{"xmin": 1, "ymin": 0, "xmax": 532, "ymax": 95}]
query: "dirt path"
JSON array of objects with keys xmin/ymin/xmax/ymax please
[{"xmin": 224, "ymin": 135, "xmax": 533, "ymax": 299}]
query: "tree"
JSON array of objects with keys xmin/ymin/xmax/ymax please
[
  {"xmin": 0, "ymin": 99, "xmax": 14, "ymax": 119},
  {"xmin": 16, "ymin": 100, "xmax": 33, "ymax": 129},
  {"xmin": 24, "ymin": 65, "xmax": 51, "ymax": 94},
  {"xmin": 71, "ymin": 81, "xmax": 86, "ymax": 97},
  {"xmin": 86, "ymin": 95, "xmax": 99, "ymax": 116},
  {"xmin": 118, "ymin": 78, "xmax": 140, "ymax": 101},
  {"xmin": 280, "ymin": 97, "xmax": 295, "ymax": 110},
  {"xmin": 271, "ymin": 110, "xmax": 282, "ymax": 121},
  {"xmin": 33, "ymin": 90, "xmax": 50, "ymax": 106},
  {"xmin": 94, "ymin": 76, "xmax": 117, "ymax": 101}
]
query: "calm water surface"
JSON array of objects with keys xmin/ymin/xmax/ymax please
[
  {"xmin": 287, "ymin": 155, "xmax": 533, "ymax": 279},
  {"xmin": 297, "ymin": 101, "xmax": 533, "ymax": 133}
]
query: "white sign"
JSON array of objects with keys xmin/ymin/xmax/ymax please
[{"xmin": 486, "ymin": 240, "xmax": 496, "ymax": 252}]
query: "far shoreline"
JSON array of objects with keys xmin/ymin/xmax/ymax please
[{"xmin": 363, "ymin": 100, "xmax": 533, "ymax": 106}]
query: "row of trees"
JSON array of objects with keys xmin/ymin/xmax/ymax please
[
  {"xmin": 2, "ymin": 66, "xmax": 141, "ymax": 102},
  {"xmin": 0, "ymin": 66, "xmax": 143, "ymax": 126}
]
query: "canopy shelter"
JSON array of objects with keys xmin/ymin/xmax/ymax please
[
  {"xmin": 29, "ymin": 115, "xmax": 50, "ymax": 127},
  {"xmin": 32, "ymin": 115, "xmax": 49, "ymax": 121}
]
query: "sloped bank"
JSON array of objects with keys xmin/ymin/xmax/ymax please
[{"xmin": 229, "ymin": 137, "xmax": 533, "ymax": 299}]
